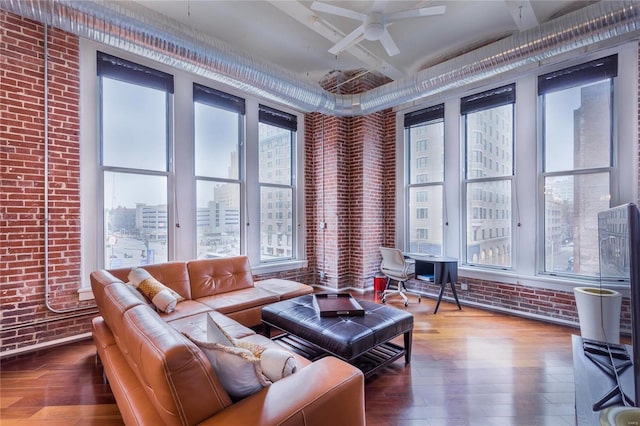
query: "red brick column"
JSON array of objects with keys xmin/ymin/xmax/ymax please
[{"xmin": 305, "ymin": 71, "xmax": 394, "ymax": 290}]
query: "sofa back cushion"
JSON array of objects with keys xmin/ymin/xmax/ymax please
[
  {"xmin": 120, "ymin": 305, "xmax": 232, "ymax": 425},
  {"xmin": 105, "ymin": 262, "xmax": 192, "ymax": 300},
  {"xmin": 98, "ymin": 283, "xmax": 146, "ymax": 346},
  {"xmin": 187, "ymin": 256, "xmax": 254, "ymax": 299}
]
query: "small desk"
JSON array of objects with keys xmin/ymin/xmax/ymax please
[{"xmin": 406, "ymin": 254, "xmax": 461, "ymax": 314}]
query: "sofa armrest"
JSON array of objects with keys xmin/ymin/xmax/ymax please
[{"xmin": 199, "ymin": 357, "xmax": 365, "ymax": 426}]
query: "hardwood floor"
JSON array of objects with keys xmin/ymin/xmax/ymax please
[{"xmin": 1, "ymin": 293, "xmax": 584, "ymax": 425}]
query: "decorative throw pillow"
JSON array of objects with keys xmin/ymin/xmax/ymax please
[
  {"xmin": 124, "ymin": 282, "xmax": 152, "ymax": 305},
  {"xmin": 128, "ymin": 268, "xmax": 184, "ymax": 313},
  {"xmin": 184, "ymin": 333, "xmax": 270, "ymax": 399},
  {"xmin": 204, "ymin": 315, "xmax": 297, "ymax": 385},
  {"xmin": 259, "ymin": 348, "xmax": 297, "ymax": 382}
]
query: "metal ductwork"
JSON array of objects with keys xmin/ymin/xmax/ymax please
[{"xmin": 1, "ymin": 0, "xmax": 639, "ymax": 116}]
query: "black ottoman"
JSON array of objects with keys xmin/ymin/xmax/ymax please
[{"xmin": 262, "ymin": 294, "xmax": 413, "ymax": 377}]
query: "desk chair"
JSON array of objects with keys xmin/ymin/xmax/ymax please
[{"xmin": 379, "ymin": 247, "xmax": 421, "ymax": 307}]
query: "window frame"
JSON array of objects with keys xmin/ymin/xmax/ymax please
[
  {"xmin": 404, "ymin": 103, "xmax": 446, "ymax": 256},
  {"xmin": 257, "ymin": 104, "xmax": 298, "ymax": 263},
  {"xmin": 97, "ymin": 51, "xmax": 174, "ymax": 270},
  {"xmin": 394, "ymin": 43, "xmax": 636, "ymax": 294},
  {"xmin": 461, "ymin": 84, "xmax": 516, "ymax": 270},
  {"xmin": 79, "ymin": 42, "xmax": 306, "ymax": 293},
  {"xmin": 193, "ymin": 82, "xmax": 246, "ymax": 259},
  {"xmin": 537, "ymin": 54, "xmax": 618, "ymax": 280}
]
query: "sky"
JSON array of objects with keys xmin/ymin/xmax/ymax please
[{"xmin": 103, "ymin": 77, "xmax": 239, "ymax": 209}]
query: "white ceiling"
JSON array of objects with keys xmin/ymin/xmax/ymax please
[{"xmin": 135, "ymin": 0, "xmax": 594, "ymax": 83}]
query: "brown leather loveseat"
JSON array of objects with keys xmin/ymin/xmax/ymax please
[{"xmin": 90, "ymin": 256, "xmax": 366, "ymax": 425}]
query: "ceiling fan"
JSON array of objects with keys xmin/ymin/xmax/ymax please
[{"xmin": 311, "ymin": 0, "xmax": 446, "ymax": 57}]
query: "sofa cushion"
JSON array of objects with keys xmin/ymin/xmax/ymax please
[
  {"xmin": 197, "ymin": 287, "xmax": 279, "ymax": 314},
  {"xmin": 99, "ymin": 282, "xmax": 146, "ymax": 344},
  {"xmin": 187, "ymin": 256, "xmax": 255, "ymax": 298},
  {"xmin": 159, "ymin": 299, "xmax": 213, "ymax": 322},
  {"xmin": 255, "ymin": 278, "xmax": 314, "ymax": 300},
  {"xmin": 104, "ymin": 262, "xmax": 191, "ymax": 300}
]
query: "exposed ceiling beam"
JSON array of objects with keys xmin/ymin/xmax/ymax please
[{"xmin": 268, "ymin": 0, "xmax": 405, "ymax": 81}]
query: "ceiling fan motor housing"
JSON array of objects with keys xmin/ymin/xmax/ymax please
[{"xmin": 364, "ymin": 11, "xmax": 385, "ymax": 40}]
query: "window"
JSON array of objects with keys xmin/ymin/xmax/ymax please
[
  {"xmin": 405, "ymin": 104, "xmax": 444, "ymax": 255},
  {"xmin": 194, "ymin": 83, "xmax": 244, "ymax": 259},
  {"xmin": 98, "ymin": 52, "xmax": 173, "ymax": 269},
  {"xmin": 259, "ymin": 105, "xmax": 297, "ymax": 262},
  {"xmin": 86, "ymin": 49, "xmax": 306, "ymax": 279},
  {"xmin": 539, "ymin": 55, "xmax": 617, "ymax": 277},
  {"xmin": 416, "ymin": 156, "xmax": 428, "ymax": 169},
  {"xmin": 462, "ymin": 84, "xmax": 514, "ymax": 267}
]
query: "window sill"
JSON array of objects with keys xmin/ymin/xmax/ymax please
[
  {"xmin": 252, "ymin": 259, "xmax": 308, "ymax": 275},
  {"xmin": 78, "ymin": 287, "xmax": 95, "ymax": 301},
  {"xmin": 458, "ymin": 266, "xmax": 631, "ymax": 296}
]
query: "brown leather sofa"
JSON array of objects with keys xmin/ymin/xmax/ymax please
[{"xmin": 90, "ymin": 256, "xmax": 366, "ymax": 425}]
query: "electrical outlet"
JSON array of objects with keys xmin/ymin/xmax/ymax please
[
  {"xmin": 319, "ymin": 222, "xmax": 326, "ymax": 229},
  {"xmin": 460, "ymin": 283, "xmax": 468, "ymax": 291},
  {"xmin": 319, "ymin": 271, "xmax": 326, "ymax": 279}
]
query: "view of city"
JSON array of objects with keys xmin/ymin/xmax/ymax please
[
  {"xmin": 408, "ymin": 77, "xmax": 612, "ymax": 276},
  {"xmin": 102, "ymin": 75, "xmax": 295, "ymax": 268},
  {"xmin": 101, "ymin": 57, "xmax": 612, "ymax": 278}
]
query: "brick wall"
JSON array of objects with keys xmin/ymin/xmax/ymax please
[
  {"xmin": 1, "ymin": 12, "xmax": 95, "ymax": 353},
  {"xmin": 408, "ymin": 276, "xmax": 633, "ymax": 331},
  {"xmin": 304, "ymin": 109, "xmax": 347, "ymax": 288},
  {"xmin": 305, "ymin": 71, "xmax": 393, "ymax": 290}
]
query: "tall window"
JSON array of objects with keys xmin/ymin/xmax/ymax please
[
  {"xmin": 259, "ymin": 105, "xmax": 296, "ymax": 262},
  {"xmin": 194, "ymin": 84, "xmax": 244, "ymax": 259},
  {"xmin": 405, "ymin": 104, "xmax": 444, "ymax": 255},
  {"xmin": 98, "ymin": 52, "xmax": 173, "ymax": 269},
  {"xmin": 539, "ymin": 55, "xmax": 617, "ymax": 277},
  {"xmin": 462, "ymin": 84, "xmax": 515, "ymax": 267}
]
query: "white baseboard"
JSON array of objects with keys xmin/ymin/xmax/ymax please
[{"xmin": 0, "ymin": 332, "xmax": 93, "ymax": 359}]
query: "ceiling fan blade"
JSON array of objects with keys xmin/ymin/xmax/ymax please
[
  {"xmin": 310, "ymin": 1, "xmax": 366, "ymax": 21},
  {"xmin": 379, "ymin": 29, "xmax": 400, "ymax": 56},
  {"xmin": 387, "ymin": 5, "xmax": 446, "ymax": 21},
  {"xmin": 328, "ymin": 25, "xmax": 365, "ymax": 55}
]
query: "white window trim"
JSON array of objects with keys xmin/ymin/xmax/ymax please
[
  {"xmin": 395, "ymin": 41, "xmax": 638, "ymax": 293},
  {"xmin": 79, "ymin": 40, "xmax": 307, "ymax": 294}
]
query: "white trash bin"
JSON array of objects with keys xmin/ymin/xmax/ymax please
[{"xmin": 573, "ymin": 287, "xmax": 622, "ymax": 344}]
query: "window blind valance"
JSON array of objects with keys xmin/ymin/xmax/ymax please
[
  {"xmin": 97, "ymin": 51, "xmax": 174, "ymax": 93},
  {"xmin": 404, "ymin": 103, "xmax": 444, "ymax": 128},
  {"xmin": 460, "ymin": 84, "xmax": 515, "ymax": 115},
  {"xmin": 538, "ymin": 54, "xmax": 617, "ymax": 95},
  {"xmin": 193, "ymin": 83, "xmax": 245, "ymax": 114},
  {"xmin": 259, "ymin": 105, "xmax": 297, "ymax": 131}
]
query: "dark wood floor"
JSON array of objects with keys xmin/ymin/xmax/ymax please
[{"xmin": 1, "ymin": 292, "xmax": 585, "ymax": 425}]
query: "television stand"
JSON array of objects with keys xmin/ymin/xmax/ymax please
[{"xmin": 572, "ymin": 335, "xmax": 636, "ymax": 425}]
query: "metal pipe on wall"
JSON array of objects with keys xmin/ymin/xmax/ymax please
[
  {"xmin": 0, "ymin": 1, "xmax": 638, "ymax": 116},
  {"xmin": 43, "ymin": 23, "xmax": 96, "ymax": 314}
]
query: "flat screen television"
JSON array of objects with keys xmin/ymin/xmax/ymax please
[{"xmin": 598, "ymin": 203, "xmax": 640, "ymax": 407}]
